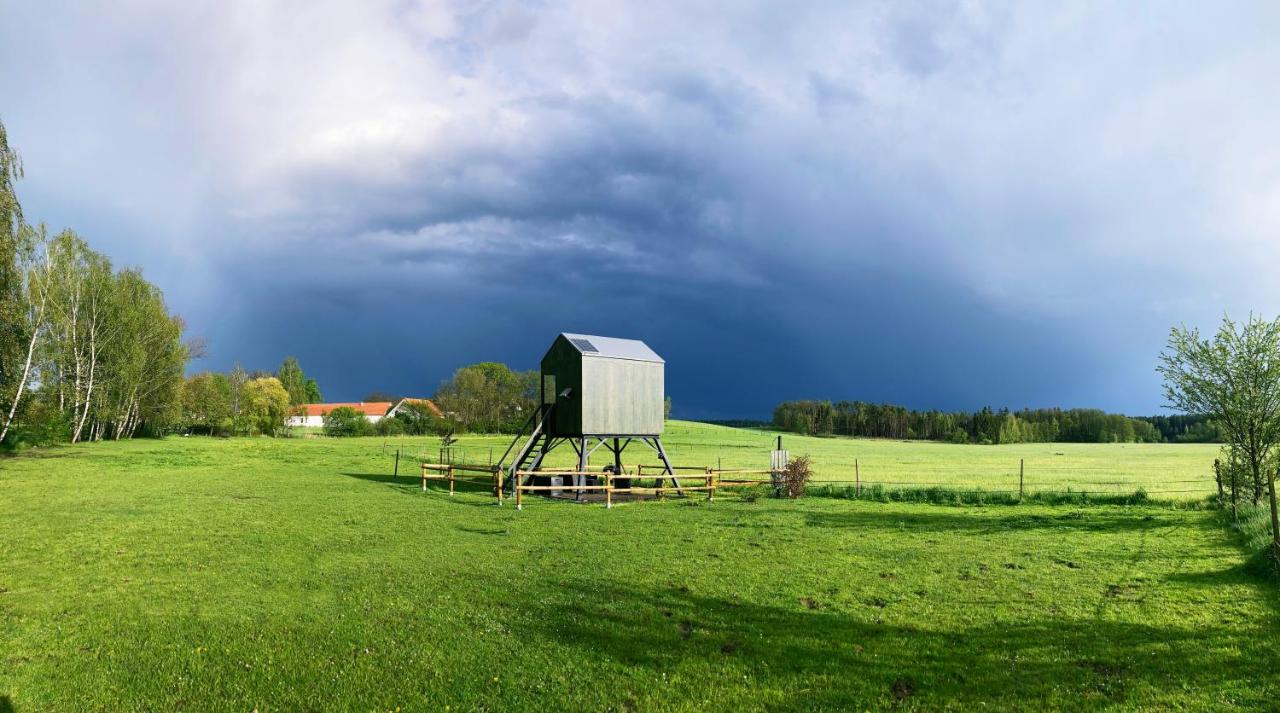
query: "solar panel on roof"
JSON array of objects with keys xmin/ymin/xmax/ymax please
[{"xmin": 569, "ymin": 338, "xmax": 599, "ymax": 353}]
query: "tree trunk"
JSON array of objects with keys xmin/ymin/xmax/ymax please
[
  {"xmin": 1250, "ymin": 453, "xmax": 1262, "ymax": 506},
  {"xmin": 128, "ymin": 401, "xmax": 141, "ymax": 438},
  {"xmin": 1230, "ymin": 453, "xmax": 1240, "ymax": 523},
  {"xmin": 0, "ymin": 298, "xmax": 43, "ymax": 443},
  {"xmin": 73, "ymin": 327, "xmax": 97, "ymax": 443},
  {"xmin": 1214, "ymin": 461, "xmax": 1224, "ymax": 504}
]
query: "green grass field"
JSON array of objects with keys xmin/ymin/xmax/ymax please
[
  {"xmin": 388, "ymin": 421, "xmax": 1222, "ymax": 499},
  {"xmin": 2, "ymin": 423, "xmax": 1273, "ymax": 711}
]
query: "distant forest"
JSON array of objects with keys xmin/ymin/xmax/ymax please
[{"xmin": 771, "ymin": 401, "xmax": 1221, "ymax": 444}]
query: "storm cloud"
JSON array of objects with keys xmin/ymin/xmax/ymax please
[{"xmin": 3, "ymin": 1, "xmax": 1279, "ymax": 417}]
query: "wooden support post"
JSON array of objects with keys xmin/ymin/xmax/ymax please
[
  {"xmin": 449, "ymin": 466, "xmax": 455, "ymax": 496},
  {"xmin": 606, "ymin": 472, "xmax": 613, "ymax": 509},
  {"xmin": 855, "ymin": 459, "xmax": 860, "ymax": 497},
  {"xmin": 495, "ymin": 468, "xmax": 503, "ymax": 505},
  {"xmin": 1213, "ymin": 460, "xmax": 1224, "ymax": 504},
  {"xmin": 1019, "ymin": 459, "xmax": 1024, "ymax": 500},
  {"xmin": 516, "ymin": 479, "xmax": 523, "ymax": 510}
]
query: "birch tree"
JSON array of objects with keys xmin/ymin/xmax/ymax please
[
  {"xmin": 0, "ymin": 121, "xmax": 190, "ymax": 445},
  {"xmin": 0, "ymin": 224, "xmax": 52, "ymax": 442},
  {"xmin": 43, "ymin": 232, "xmax": 115, "ymax": 443},
  {"xmin": 0, "ymin": 117, "xmax": 24, "ymax": 443}
]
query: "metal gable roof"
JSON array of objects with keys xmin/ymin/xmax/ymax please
[{"xmin": 560, "ymin": 333, "xmax": 664, "ymax": 363}]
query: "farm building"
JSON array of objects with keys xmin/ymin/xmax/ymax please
[
  {"xmin": 285, "ymin": 402, "xmax": 392, "ymax": 428},
  {"xmin": 540, "ymin": 333, "xmax": 665, "ymax": 437},
  {"xmin": 501, "ymin": 333, "xmax": 676, "ymax": 497},
  {"xmin": 387, "ymin": 398, "xmax": 443, "ymax": 418}
]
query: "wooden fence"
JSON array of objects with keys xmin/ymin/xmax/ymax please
[
  {"xmin": 420, "ymin": 463, "xmax": 504, "ymax": 504},
  {"xmin": 418, "ymin": 460, "xmax": 780, "ymax": 509},
  {"xmin": 513, "ymin": 467, "xmax": 780, "ymax": 510}
]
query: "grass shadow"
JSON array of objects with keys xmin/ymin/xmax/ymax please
[
  {"xmin": 512, "ymin": 579, "xmax": 1280, "ymax": 709},
  {"xmin": 337, "ymin": 471, "xmax": 404, "ymax": 485},
  {"xmin": 336, "ymin": 471, "xmax": 510, "ymax": 509},
  {"xmin": 799, "ymin": 507, "xmax": 1185, "ymax": 536},
  {"xmin": 455, "ymin": 524, "xmax": 509, "ymax": 535}
]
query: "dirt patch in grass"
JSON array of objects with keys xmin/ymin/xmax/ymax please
[
  {"xmin": 891, "ymin": 678, "xmax": 916, "ymax": 701},
  {"xmin": 678, "ymin": 620, "xmax": 693, "ymax": 639}
]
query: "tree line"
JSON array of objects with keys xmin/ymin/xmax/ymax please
[
  {"xmin": 770, "ymin": 401, "xmax": 1179, "ymax": 444},
  {"xmin": 321, "ymin": 362, "xmax": 538, "ymax": 437},
  {"xmin": 181, "ymin": 357, "xmax": 545, "ymax": 439},
  {"xmin": 182, "ymin": 356, "xmax": 324, "ymax": 437},
  {"xmin": 182, "ymin": 359, "xmax": 543, "ymax": 439},
  {"xmin": 1136, "ymin": 414, "xmax": 1223, "ymax": 443},
  {"xmin": 1, "ymin": 122, "xmax": 190, "ymax": 447}
]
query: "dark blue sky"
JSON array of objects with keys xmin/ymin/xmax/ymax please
[{"xmin": 4, "ymin": 2, "xmax": 1280, "ymax": 418}]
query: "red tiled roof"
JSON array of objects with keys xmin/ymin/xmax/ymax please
[{"xmin": 299, "ymin": 402, "xmax": 392, "ymax": 417}]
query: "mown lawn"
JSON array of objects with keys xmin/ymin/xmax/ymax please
[{"xmin": 1, "ymin": 431, "xmax": 1273, "ymax": 711}]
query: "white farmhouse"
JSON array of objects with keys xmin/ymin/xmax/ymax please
[{"xmin": 285, "ymin": 402, "xmax": 392, "ymax": 428}]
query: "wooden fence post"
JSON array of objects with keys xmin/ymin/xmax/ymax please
[
  {"xmin": 1019, "ymin": 459, "xmax": 1024, "ymax": 500},
  {"xmin": 495, "ymin": 467, "xmax": 503, "ymax": 505},
  {"xmin": 448, "ymin": 466, "xmax": 455, "ymax": 496},
  {"xmin": 606, "ymin": 472, "xmax": 613, "ymax": 509},
  {"xmin": 516, "ymin": 476, "xmax": 523, "ymax": 511},
  {"xmin": 421, "ymin": 463, "xmax": 427, "ymax": 492},
  {"xmin": 394, "ymin": 448, "xmax": 400, "ymax": 480}
]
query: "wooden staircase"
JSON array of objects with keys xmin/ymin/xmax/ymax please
[{"xmin": 498, "ymin": 403, "xmax": 554, "ymax": 493}]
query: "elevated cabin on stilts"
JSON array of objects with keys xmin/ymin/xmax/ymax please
[{"xmin": 501, "ymin": 333, "xmax": 679, "ymax": 499}]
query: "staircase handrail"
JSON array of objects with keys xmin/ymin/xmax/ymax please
[{"xmin": 497, "ymin": 403, "xmax": 553, "ymax": 474}]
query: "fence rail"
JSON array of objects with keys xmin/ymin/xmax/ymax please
[
  {"xmin": 420, "ymin": 462, "xmax": 503, "ymax": 502},
  {"xmin": 512, "ymin": 469, "xmax": 727, "ymax": 510}
]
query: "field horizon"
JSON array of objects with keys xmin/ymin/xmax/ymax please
[{"xmin": 341, "ymin": 420, "xmax": 1220, "ymax": 500}]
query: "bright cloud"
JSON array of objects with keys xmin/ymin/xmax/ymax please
[{"xmin": 3, "ymin": 1, "xmax": 1279, "ymax": 415}]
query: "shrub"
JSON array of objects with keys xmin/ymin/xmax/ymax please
[
  {"xmin": 323, "ymin": 407, "xmax": 370, "ymax": 437},
  {"xmin": 242, "ymin": 377, "xmax": 291, "ymax": 436},
  {"xmin": 780, "ymin": 455, "xmax": 813, "ymax": 498},
  {"xmin": 375, "ymin": 416, "xmax": 406, "ymax": 436},
  {"xmin": 5, "ymin": 399, "xmax": 71, "ymax": 448}
]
